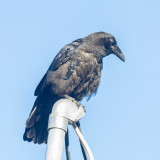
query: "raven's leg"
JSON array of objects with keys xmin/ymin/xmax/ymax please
[
  {"xmin": 65, "ymin": 128, "xmax": 71, "ymax": 160},
  {"xmin": 76, "ymin": 121, "xmax": 88, "ymax": 160},
  {"xmin": 63, "ymin": 94, "xmax": 85, "ymax": 108}
]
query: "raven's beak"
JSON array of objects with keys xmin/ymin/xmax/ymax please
[{"xmin": 111, "ymin": 45, "xmax": 125, "ymax": 62}]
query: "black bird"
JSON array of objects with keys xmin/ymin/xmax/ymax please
[{"xmin": 23, "ymin": 32, "xmax": 125, "ymax": 144}]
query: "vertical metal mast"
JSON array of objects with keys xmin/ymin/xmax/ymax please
[{"xmin": 45, "ymin": 99, "xmax": 85, "ymax": 160}]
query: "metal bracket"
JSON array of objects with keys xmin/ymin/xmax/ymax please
[
  {"xmin": 48, "ymin": 98, "xmax": 86, "ymax": 128},
  {"xmin": 46, "ymin": 98, "xmax": 86, "ymax": 160}
]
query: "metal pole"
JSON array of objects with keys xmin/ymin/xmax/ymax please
[
  {"xmin": 45, "ymin": 99, "xmax": 85, "ymax": 160},
  {"xmin": 45, "ymin": 116, "xmax": 68, "ymax": 160}
]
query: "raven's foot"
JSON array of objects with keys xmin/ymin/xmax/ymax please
[{"xmin": 63, "ymin": 94, "xmax": 85, "ymax": 108}]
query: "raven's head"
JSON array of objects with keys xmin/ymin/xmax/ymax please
[{"xmin": 88, "ymin": 32, "xmax": 125, "ymax": 62}]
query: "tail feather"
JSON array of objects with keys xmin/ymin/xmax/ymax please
[
  {"xmin": 26, "ymin": 106, "xmax": 37, "ymax": 128},
  {"xmin": 26, "ymin": 127, "xmax": 36, "ymax": 138},
  {"xmin": 23, "ymin": 92, "xmax": 58, "ymax": 144}
]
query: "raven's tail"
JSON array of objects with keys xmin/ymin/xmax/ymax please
[{"xmin": 23, "ymin": 92, "xmax": 58, "ymax": 144}]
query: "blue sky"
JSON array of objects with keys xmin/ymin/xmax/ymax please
[{"xmin": 0, "ymin": 0, "xmax": 160, "ymax": 160}]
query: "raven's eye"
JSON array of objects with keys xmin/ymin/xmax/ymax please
[{"xmin": 110, "ymin": 39, "xmax": 116, "ymax": 45}]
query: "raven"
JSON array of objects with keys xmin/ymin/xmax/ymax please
[{"xmin": 23, "ymin": 32, "xmax": 125, "ymax": 144}]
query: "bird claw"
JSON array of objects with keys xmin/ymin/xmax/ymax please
[{"xmin": 63, "ymin": 94, "xmax": 85, "ymax": 108}]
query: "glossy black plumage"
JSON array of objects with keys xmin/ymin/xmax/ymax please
[{"xmin": 23, "ymin": 32, "xmax": 125, "ymax": 144}]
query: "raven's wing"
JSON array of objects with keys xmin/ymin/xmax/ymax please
[
  {"xmin": 34, "ymin": 39, "xmax": 83, "ymax": 96},
  {"xmin": 34, "ymin": 74, "xmax": 47, "ymax": 96},
  {"xmin": 48, "ymin": 39, "xmax": 83, "ymax": 71}
]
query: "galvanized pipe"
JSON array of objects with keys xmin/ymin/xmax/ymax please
[
  {"xmin": 45, "ymin": 99, "xmax": 86, "ymax": 160},
  {"xmin": 45, "ymin": 115, "xmax": 68, "ymax": 160}
]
